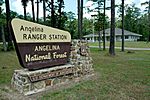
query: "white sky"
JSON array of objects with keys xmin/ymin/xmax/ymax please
[{"xmin": 1, "ymin": 0, "xmax": 148, "ymax": 19}]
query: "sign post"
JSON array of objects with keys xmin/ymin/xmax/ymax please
[{"xmin": 11, "ymin": 18, "xmax": 71, "ymax": 70}]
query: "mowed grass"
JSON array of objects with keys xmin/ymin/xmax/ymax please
[
  {"xmin": 0, "ymin": 50, "xmax": 21, "ymax": 84},
  {"xmin": 0, "ymin": 48, "xmax": 150, "ymax": 99},
  {"xmin": 89, "ymin": 41, "xmax": 150, "ymax": 48},
  {"xmin": 40, "ymin": 48, "xmax": 150, "ymax": 100}
]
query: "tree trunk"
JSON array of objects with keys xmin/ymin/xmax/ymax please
[
  {"xmin": 1, "ymin": 26, "xmax": 7, "ymax": 51},
  {"xmin": 31, "ymin": 0, "xmax": 35, "ymax": 22},
  {"xmin": 148, "ymin": 0, "xmax": 150, "ymax": 42},
  {"xmin": 77, "ymin": 0, "xmax": 80, "ymax": 39},
  {"xmin": 98, "ymin": 1, "xmax": 101, "ymax": 50},
  {"xmin": 5, "ymin": 0, "xmax": 10, "ymax": 20},
  {"xmin": 80, "ymin": 0, "xmax": 83, "ymax": 39},
  {"xmin": 121, "ymin": 0, "xmax": 124, "ymax": 51},
  {"xmin": 36, "ymin": 0, "xmax": 39, "ymax": 22},
  {"xmin": 103, "ymin": 0, "xmax": 106, "ymax": 50},
  {"xmin": 0, "ymin": 6, "xmax": 2, "ymax": 14},
  {"xmin": 58, "ymin": 0, "xmax": 63, "ymax": 29},
  {"xmin": 98, "ymin": 31, "xmax": 101, "ymax": 50},
  {"xmin": 109, "ymin": 0, "xmax": 115, "ymax": 55},
  {"xmin": 43, "ymin": 0, "xmax": 46, "ymax": 22},
  {"xmin": 78, "ymin": 0, "xmax": 82, "ymax": 39},
  {"xmin": 23, "ymin": 5, "xmax": 27, "ymax": 20},
  {"xmin": 23, "ymin": 6, "xmax": 27, "ymax": 20},
  {"xmin": 5, "ymin": 0, "xmax": 13, "ymax": 50},
  {"xmin": 51, "ymin": 0, "xmax": 55, "ymax": 27}
]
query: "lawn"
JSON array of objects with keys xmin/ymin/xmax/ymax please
[
  {"xmin": 0, "ymin": 48, "xmax": 150, "ymax": 100},
  {"xmin": 89, "ymin": 41, "xmax": 150, "ymax": 48}
]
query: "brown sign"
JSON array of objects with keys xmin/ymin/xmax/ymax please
[{"xmin": 11, "ymin": 18, "xmax": 71, "ymax": 70}]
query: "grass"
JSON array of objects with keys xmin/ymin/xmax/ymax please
[
  {"xmin": 0, "ymin": 50, "xmax": 21, "ymax": 84},
  {"xmin": 0, "ymin": 48, "xmax": 150, "ymax": 99},
  {"xmin": 40, "ymin": 49, "xmax": 150, "ymax": 100},
  {"xmin": 89, "ymin": 41, "xmax": 150, "ymax": 48}
]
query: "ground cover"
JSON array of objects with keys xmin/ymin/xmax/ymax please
[
  {"xmin": 0, "ymin": 48, "xmax": 149, "ymax": 100},
  {"xmin": 89, "ymin": 41, "xmax": 150, "ymax": 48},
  {"xmin": 40, "ymin": 48, "xmax": 150, "ymax": 100}
]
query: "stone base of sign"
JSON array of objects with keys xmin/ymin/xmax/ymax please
[
  {"xmin": 11, "ymin": 40, "xmax": 94, "ymax": 95},
  {"xmin": 11, "ymin": 64, "xmax": 94, "ymax": 95}
]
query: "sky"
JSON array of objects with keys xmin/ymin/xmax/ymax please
[{"xmin": 2, "ymin": 0, "xmax": 148, "ymax": 19}]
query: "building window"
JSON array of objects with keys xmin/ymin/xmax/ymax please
[{"xmin": 125, "ymin": 36, "xmax": 129, "ymax": 39}]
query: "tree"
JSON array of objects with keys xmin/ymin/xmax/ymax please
[
  {"xmin": 0, "ymin": 0, "xmax": 3, "ymax": 14},
  {"xmin": 95, "ymin": 0, "xmax": 106, "ymax": 50},
  {"xmin": 97, "ymin": 0, "xmax": 103, "ymax": 50},
  {"xmin": 149, "ymin": 0, "xmax": 150, "ymax": 42},
  {"xmin": 5, "ymin": 0, "xmax": 13, "ymax": 50},
  {"xmin": 65, "ymin": 12, "xmax": 76, "ymax": 37},
  {"xmin": 121, "ymin": 0, "xmax": 124, "ymax": 51},
  {"xmin": 124, "ymin": 4, "xmax": 141, "ymax": 32},
  {"xmin": 46, "ymin": 0, "xmax": 67, "ymax": 28},
  {"xmin": 0, "ymin": 0, "xmax": 7, "ymax": 51},
  {"xmin": 36, "ymin": 0, "xmax": 39, "ymax": 22},
  {"xmin": 40, "ymin": 0, "xmax": 48, "ymax": 22},
  {"xmin": 103, "ymin": 0, "xmax": 106, "ymax": 50},
  {"xmin": 77, "ymin": 0, "xmax": 82, "ymax": 39},
  {"xmin": 57, "ymin": 0, "xmax": 64, "ymax": 29},
  {"xmin": 88, "ymin": 0, "xmax": 107, "ymax": 50},
  {"xmin": 47, "ymin": 0, "xmax": 55, "ymax": 27},
  {"xmin": 81, "ymin": 0, "xmax": 83, "ymax": 39},
  {"xmin": 0, "ymin": 0, "xmax": 6, "ymax": 28},
  {"xmin": 141, "ymin": 0, "xmax": 150, "ymax": 42},
  {"xmin": 21, "ymin": 0, "xmax": 29, "ymax": 20},
  {"xmin": 109, "ymin": 0, "xmax": 115, "ymax": 55},
  {"xmin": 31, "ymin": 0, "xmax": 35, "ymax": 22},
  {"xmin": 51, "ymin": 0, "xmax": 55, "ymax": 27},
  {"xmin": 82, "ymin": 18, "xmax": 93, "ymax": 36},
  {"xmin": 117, "ymin": 4, "xmax": 141, "ymax": 34}
]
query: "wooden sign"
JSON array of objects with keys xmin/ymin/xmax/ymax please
[{"xmin": 11, "ymin": 18, "xmax": 71, "ymax": 70}]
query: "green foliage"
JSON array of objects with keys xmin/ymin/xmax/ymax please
[
  {"xmin": 0, "ymin": 0, "xmax": 4, "ymax": 5},
  {"xmin": 21, "ymin": 0, "xmax": 29, "ymax": 7},
  {"xmin": 87, "ymin": 0, "xmax": 109, "ymax": 35},
  {"xmin": 124, "ymin": 4, "xmax": 141, "ymax": 32},
  {"xmin": 0, "ymin": 0, "xmax": 4, "ymax": 25},
  {"xmin": 95, "ymin": 13, "xmax": 109, "ymax": 32},
  {"xmin": 82, "ymin": 18, "xmax": 93, "ymax": 36},
  {"xmin": 46, "ymin": 0, "xmax": 66, "ymax": 28},
  {"xmin": 0, "ymin": 13, "xmax": 5, "ymax": 25},
  {"xmin": 64, "ymin": 12, "xmax": 78, "ymax": 39},
  {"xmin": 117, "ymin": 3, "xmax": 149, "ymax": 41},
  {"xmin": 141, "ymin": 0, "xmax": 150, "ymax": 42}
]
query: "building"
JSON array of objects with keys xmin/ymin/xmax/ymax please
[{"xmin": 83, "ymin": 28, "xmax": 142, "ymax": 42}]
